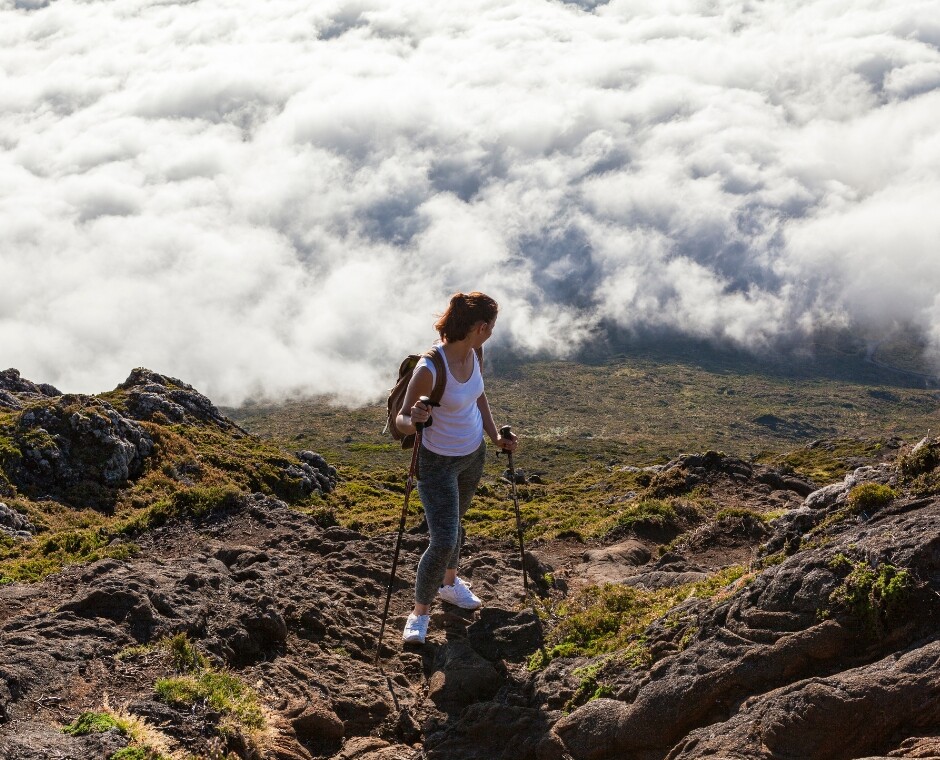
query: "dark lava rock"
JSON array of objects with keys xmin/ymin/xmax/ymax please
[
  {"xmin": 3, "ymin": 394, "xmax": 153, "ymax": 499},
  {"xmin": 120, "ymin": 367, "xmax": 232, "ymax": 427},
  {"xmin": 545, "ymin": 496, "xmax": 940, "ymax": 760},
  {"xmin": 0, "ymin": 502, "xmax": 34, "ymax": 539}
]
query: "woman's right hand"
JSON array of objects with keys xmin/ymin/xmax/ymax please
[{"xmin": 410, "ymin": 399, "xmax": 431, "ymax": 425}]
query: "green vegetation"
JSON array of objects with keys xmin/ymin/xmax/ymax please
[
  {"xmin": 611, "ymin": 499, "xmax": 690, "ymax": 534},
  {"xmin": 0, "ymin": 385, "xmax": 332, "ymax": 582},
  {"xmin": 529, "ymin": 565, "xmax": 748, "ymax": 669},
  {"xmin": 756, "ymin": 438, "xmax": 893, "ymax": 485},
  {"xmin": 898, "ymin": 440, "xmax": 940, "ymax": 496},
  {"xmin": 804, "ymin": 482, "xmax": 899, "ymax": 544},
  {"xmin": 164, "ymin": 632, "xmax": 209, "ymax": 672},
  {"xmin": 826, "ymin": 555, "xmax": 914, "ymax": 635},
  {"xmin": 62, "ymin": 708, "xmax": 172, "ymax": 760},
  {"xmin": 154, "ymin": 635, "xmax": 265, "ymax": 743},
  {"xmin": 846, "ymin": 483, "xmax": 897, "ymax": 513},
  {"xmin": 899, "ymin": 441, "xmax": 940, "ymax": 478},
  {"xmin": 231, "ymin": 337, "xmax": 938, "ymax": 486},
  {"xmin": 110, "ymin": 748, "xmax": 163, "ymax": 760},
  {"xmin": 564, "ymin": 661, "xmax": 616, "ymax": 711},
  {"xmin": 156, "ymin": 672, "xmax": 264, "ymax": 732},
  {"xmin": 715, "ymin": 506, "xmax": 776, "ymax": 523},
  {"xmin": 63, "ymin": 711, "xmax": 125, "ymax": 736}
]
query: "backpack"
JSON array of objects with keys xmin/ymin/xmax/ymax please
[{"xmin": 385, "ymin": 345, "xmax": 483, "ymax": 449}]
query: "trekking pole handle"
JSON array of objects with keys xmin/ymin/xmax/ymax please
[
  {"xmin": 415, "ymin": 395, "xmax": 439, "ymax": 431},
  {"xmin": 498, "ymin": 425, "xmax": 514, "ymax": 460}
]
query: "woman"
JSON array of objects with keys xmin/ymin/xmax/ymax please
[{"xmin": 395, "ymin": 291, "xmax": 517, "ymax": 644}]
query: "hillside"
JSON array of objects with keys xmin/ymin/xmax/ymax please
[{"xmin": 1, "ymin": 354, "xmax": 939, "ymax": 760}]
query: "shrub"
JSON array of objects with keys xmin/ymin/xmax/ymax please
[
  {"xmin": 164, "ymin": 633, "xmax": 208, "ymax": 672},
  {"xmin": 899, "ymin": 442, "xmax": 940, "ymax": 479},
  {"xmin": 827, "ymin": 558, "xmax": 913, "ymax": 635},
  {"xmin": 614, "ymin": 499, "xmax": 680, "ymax": 532},
  {"xmin": 898, "ymin": 441, "xmax": 940, "ymax": 496},
  {"xmin": 846, "ymin": 483, "xmax": 897, "ymax": 514}
]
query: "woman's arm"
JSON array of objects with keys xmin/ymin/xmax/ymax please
[
  {"xmin": 396, "ymin": 365, "xmax": 435, "ymax": 436},
  {"xmin": 477, "ymin": 392, "xmax": 517, "ymax": 451}
]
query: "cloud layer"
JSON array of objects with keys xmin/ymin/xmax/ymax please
[{"xmin": 1, "ymin": 0, "xmax": 939, "ymax": 403}]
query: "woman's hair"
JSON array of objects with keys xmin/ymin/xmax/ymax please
[{"xmin": 434, "ymin": 291, "xmax": 498, "ymax": 341}]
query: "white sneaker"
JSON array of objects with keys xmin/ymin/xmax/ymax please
[
  {"xmin": 437, "ymin": 577, "xmax": 482, "ymax": 610},
  {"xmin": 402, "ymin": 613, "xmax": 430, "ymax": 644}
]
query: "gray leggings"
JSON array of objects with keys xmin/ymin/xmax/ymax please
[{"xmin": 414, "ymin": 440, "xmax": 486, "ymax": 605}]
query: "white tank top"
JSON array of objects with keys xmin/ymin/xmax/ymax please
[{"xmin": 416, "ymin": 347, "xmax": 484, "ymax": 456}]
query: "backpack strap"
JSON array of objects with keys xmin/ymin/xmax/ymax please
[{"xmin": 426, "ymin": 346, "xmax": 448, "ymax": 405}]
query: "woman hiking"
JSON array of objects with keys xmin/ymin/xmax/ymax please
[{"xmin": 395, "ymin": 291, "xmax": 517, "ymax": 644}]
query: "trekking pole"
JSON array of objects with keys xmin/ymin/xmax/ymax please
[
  {"xmin": 499, "ymin": 426, "xmax": 547, "ymax": 662},
  {"xmin": 500, "ymin": 425, "xmax": 529, "ymax": 598},
  {"xmin": 375, "ymin": 396, "xmax": 434, "ymax": 665}
]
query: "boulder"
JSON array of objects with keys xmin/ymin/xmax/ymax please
[
  {"xmin": 0, "ymin": 503, "xmax": 34, "ymax": 539},
  {"xmin": 428, "ymin": 639, "xmax": 503, "ymax": 712}
]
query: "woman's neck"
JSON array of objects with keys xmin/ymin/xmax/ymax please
[{"xmin": 442, "ymin": 338, "xmax": 475, "ymax": 362}]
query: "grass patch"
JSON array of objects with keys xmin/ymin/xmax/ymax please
[
  {"xmin": 530, "ymin": 565, "xmax": 748, "ymax": 668},
  {"xmin": 715, "ymin": 506, "xmax": 774, "ymax": 523},
  {"xmin": 613, "ymin": 499, "xmax": 683, "ymax": 532},
  {"xmin": 0, "ymin": 527, "xmax": 137, "ymax": 584},
  {"xmin": 156, "ymin": 671, "xmax": 264, "ymax": 732},
  {"xmin": 63, "ymin": 711, "xmax": 125, "ymax": 736},
  {"xmin": 154, "ymin": 634, "xmax": 265, "ymax": 748}
]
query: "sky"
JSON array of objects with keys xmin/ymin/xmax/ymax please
[{"xmin": 2, "ymin": 0, "xmax": 939, "ymax": 404}]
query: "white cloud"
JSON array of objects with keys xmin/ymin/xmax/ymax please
[{"xmin": 1, "ymin": 0, "xmax": 939, "ymax": 404}]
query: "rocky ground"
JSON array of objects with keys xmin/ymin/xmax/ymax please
[{"xmin": 1, "ymin": 369, "xmax": 939, "ymax": 760}]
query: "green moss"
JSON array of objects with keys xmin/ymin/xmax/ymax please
[
  {"xmin": 0, "ymin": 528, "xmax": 136, "ymax": 584},
  {"xmin": 564, "ymin": 661, "xmax": 615, "ymax": 711},
  {"xmin": 63, "ymin": 712, "xmax": 125, "ymax": 736},
  {"xmin": 758, "ymin": 438, "xmax": 889, "ymax": 484}
]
